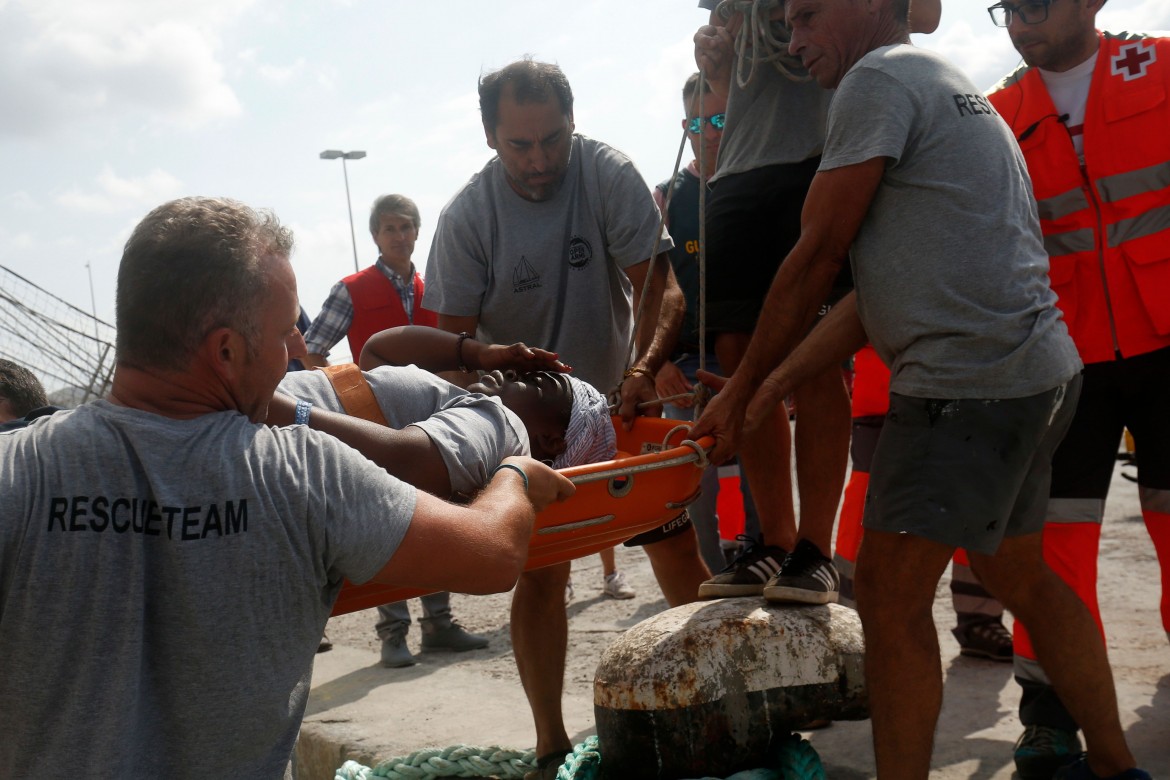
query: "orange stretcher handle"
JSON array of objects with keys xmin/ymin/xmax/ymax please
[{"xmin": 330, "ymin": 416, "xmax": 712, "ymax": 616}]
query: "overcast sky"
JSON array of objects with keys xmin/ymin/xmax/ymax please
[{"xmin": 2, "ymin": 0, "xmax": 1166, "ymax": 363}]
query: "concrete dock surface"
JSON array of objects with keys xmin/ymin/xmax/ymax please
[{"xmin": 298, "ymin": 461, "xmax": 1169, "ymax": 779}]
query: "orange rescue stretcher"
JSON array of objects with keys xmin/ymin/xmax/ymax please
[{"xmin": 330, "ymin": 416, "xmax": 712, "ymax": 616}]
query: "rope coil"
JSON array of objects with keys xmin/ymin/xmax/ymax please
[
  {"xmin": 335, "ymin": 733, "xmax": 824, "ymax": 780},
  {"xmin": 335, "ymin": 745, "xmax": 536, "ymax": 780},
  {"xmin": 718, "ymin": 0, "xmax": 810, "ymax": 88}
]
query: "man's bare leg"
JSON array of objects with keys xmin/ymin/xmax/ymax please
[
  {"xmin": 970, "ymin": 534, "xmax": 1137, "ymax": 777},
  {"xmin": 715, "ymin": 331, "xmax": 796, "ymax": 548},
  {"xmin": 855, "ymin": 528, "xmax": 955, "ymax": 778},
  {"xmin": 790, "ymin": 367, "xmax": 851, "ymax": 555},
  {"xmin": 511, "ymin": 562, "xmax": 572, "ymax": 761},
  {"xmin": 643, "ymin": 530, "xmax": 711, "ymax": 606}
]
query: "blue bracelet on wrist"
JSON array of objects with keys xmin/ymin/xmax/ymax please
[
  {"xmin": 294, "ymin": 399, "xmax": 312, "ymax": 426},
  {"xmin": 492, "ymin": 463, "xmax": 529, "ymax": 492}
]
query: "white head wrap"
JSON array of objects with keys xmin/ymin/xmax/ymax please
[{"xmin": 552, "ymin": 376, "xmax": 617, "ymax": 469}]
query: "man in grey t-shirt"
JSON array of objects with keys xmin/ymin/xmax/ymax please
[
  {"xmin": 422, "ymin": 59, "xmax": 710, "ymax": 780},
  {"xmin": 0, "ymin": 197, "xmax": 573, "ymax": 779},
  {"xmin": 692, "ymin": 1, "xmax": 1145, "ymax": 777}
]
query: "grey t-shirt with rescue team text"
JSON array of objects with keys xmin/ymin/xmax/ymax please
[
  {"xmin": 819, "ymin": 44, "xmax": 1081, "ymax": 398},
  {"xmin": 422, "ymin": 134, "xmax": 672, "ymax": 394},
  {"xmin": 0, "ymin": 401, "xmax": 416, "ymax": 779},
  {"xmin": 278, "ymin": 364, "xmax": 530, "ymax": 495}
]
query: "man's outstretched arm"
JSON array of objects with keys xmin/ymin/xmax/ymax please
[
  {"xmin": 371, "ymin": 456, "xmax": 575, "ymax": 594},
  {"xmin": 359, "ymin": 325, "xmax": 568, "ymax": 375}
]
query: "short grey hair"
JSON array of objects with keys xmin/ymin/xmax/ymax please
[
  {"xmin": 116, "ymin": 197, "xmax": 294, "ymax": 371},
  {"xmin": 368, "ymin": 193, "xmax": 421, "ymax": 236}
]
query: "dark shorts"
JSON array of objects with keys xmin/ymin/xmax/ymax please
[
  {"xmin": 1050, "ymin": 345, "xmax": 1170, "ymax": 499},
  {"xmin": 704, "ymin": 159, "xmax": 853, "ymax": 334},
  {"xmin": 625, "ymin": 510, "xmax": 694, "ymax": 547},
  {"xmin": 862, "ymin": 375, "xmax": 1082, "ymax": 555}
]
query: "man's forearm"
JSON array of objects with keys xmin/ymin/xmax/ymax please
[
  {"xmin": 630, "ymin": 255, "xmax": 685, "ymax": 374},
  {"xmin": 370, "ymin": 478, "xmax": 534, "ymax": 594},
  {"xmin": 753, "ymin": 292, "xmax": 867, "ymax": 413},
  {"xmin": 361, "ymin": 326, "xmax": 463, "ymax": 373},
  {"xmin": 725, "ymin": 159, "xmax": 886, "ymax": 403}
]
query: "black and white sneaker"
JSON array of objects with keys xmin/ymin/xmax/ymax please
[
  {"xmin": 763, "ymin": 539, "xmax": 840, "ymax": 605},
  {"xmin": 697, "ymin": 535, "xmax": 788, "ymax": 599}
]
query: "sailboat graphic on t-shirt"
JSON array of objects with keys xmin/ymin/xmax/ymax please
[{"xmin": 513, "ymin": 256, "xmax": 542, "ymax": 293}]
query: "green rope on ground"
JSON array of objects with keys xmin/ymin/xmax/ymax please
[
  {"xmin": 672, "ymin": 733, "xmax": 821, "ymax": 779},
  {"xmin": 334, "ymin": 745, "xmax": 536, "ymax": 780},
  {"xmin": 688, "ymin": 770, "xmax": 780, "ymax": 780},
  {"xmin": 555, "ymin": 735, "xmax": 601, "ymax": 780},
  {"xmin": 772, "ymin": 733, "xmax": 826, "ymax": 780},
  {"xmin": 542, "ymin": 731, "xmax": 823, "ymax": 780},
  {"xmin": 334, "ymin": 732, "xmax": 823, "ymax": 780}
]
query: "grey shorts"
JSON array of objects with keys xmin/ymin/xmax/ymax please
[{"xmin": 862, "ymin": 375, "xmax": 1081, "ymax": 555}]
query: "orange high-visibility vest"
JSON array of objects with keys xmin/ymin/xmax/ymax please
[
  {"xmin": 341, "ymin": 265, "xmax": 437, "ymax": 361},
  {"xmin": 988, "ymin": 31, "xmax": 1170, "ymax": 365}
]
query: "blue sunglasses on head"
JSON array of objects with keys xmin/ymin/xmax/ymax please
[{"xmin": 686, "ymin": 112, "xmax": 726, "ymax": 134}]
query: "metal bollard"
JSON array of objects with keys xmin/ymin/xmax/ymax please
[{"xmin": 594, "ymin": 600, "xmax": 867, "ymax": 779}]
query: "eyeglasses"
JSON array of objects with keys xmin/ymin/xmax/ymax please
[
  {"xmin": 686, "ymin": 113, "xmax": 726, "ymax": 134},
  {"xmin": 988, "ymin": 0, "xmax": 1052, "ymax": 27}
]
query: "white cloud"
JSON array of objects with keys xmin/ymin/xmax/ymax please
[
  {"xmin": 918, "ymin": 19, "xmax": 1022, "ymax": 92},
  {"xmin": 286, "ymin": 218, "xmax": 362, "ymax": 321},
  {"xmin": 4, "ymin": 191, "xmax": 39, "ymax": 211},
  {"xmin": 258, "ymin": 58, "xmax": 307, "ymax": 84},
  {"xmin": 9, "ymin": 232, "xmax": 36, "ymax": 250},
  {"xmin": 0, "ymin": 0, "xmax": 250, "ymax": 138},
  {"xmin": 1100, "ymin": 0, "xmax": 1170, "ymax": 33},
  {"xmin": 57, "ymin": 166, "xmax": 183, "ymax": 214}
]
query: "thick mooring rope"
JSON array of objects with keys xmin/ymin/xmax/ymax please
[
  {"xmin": 334, "ymin": 733, "xmax": 825, "ymax": 780},
  {"xmin": 334, "ymin": 745, "xmax": 535, "ymax": 780}
]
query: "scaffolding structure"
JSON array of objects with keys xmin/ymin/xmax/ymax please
[{"xmin": 0, "ymin": 263, "xmax": 115, "ymax": 406}]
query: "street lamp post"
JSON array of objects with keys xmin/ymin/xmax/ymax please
[{"xmin": 319, "ymin": 149, "xmax": 367, "ymax": 273}]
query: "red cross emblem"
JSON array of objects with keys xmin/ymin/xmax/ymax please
[{"xmin": 1111, "ymin": 41, "xmax": 1156, "ymax": 81}]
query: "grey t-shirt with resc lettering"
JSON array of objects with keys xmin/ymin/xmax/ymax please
[{"xmin": 820, "ymin": 44, "xmax": 1082, "ymax": 399}]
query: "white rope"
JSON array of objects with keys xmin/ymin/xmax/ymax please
[
  {"xmin": 696, "ymin": 71, "xmax": 710, "ymax": 418},
  {"xmin": 717, "ymin": 0, "xmax": 810, "ymax": 88}
]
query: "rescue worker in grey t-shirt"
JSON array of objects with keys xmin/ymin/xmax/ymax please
[
  {"xmin": 422, "ymin": 58, "xmax": 711, "ymax": 780},
  {"xmin": 691, "ymin": 1, "xmax": 1147, "ymax": 778},
  {"xmin": 0, "ymin": 197, "xmax": 574, "ymax": 780}
]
